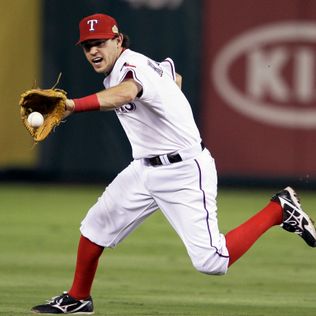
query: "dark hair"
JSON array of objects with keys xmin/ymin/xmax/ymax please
[{"xmin": 121, "ymin": 33, "xmax": 130, "ymax": 48}]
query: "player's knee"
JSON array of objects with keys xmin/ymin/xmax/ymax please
[
  {"xmin": 191, "ymin": 256, "xmax": 228, "ymax": 275},
  {"xmin": 193, "ymin": 262, "xmax": 226, "ymax": 275}
]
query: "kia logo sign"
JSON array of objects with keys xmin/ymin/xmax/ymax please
[{"xmin": 212, "ymin": 22, "xmax": 316, "ymax": 129}]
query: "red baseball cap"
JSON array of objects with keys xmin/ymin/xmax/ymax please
[{"xmin": 77, "ymin": 13, "xmax": 119, "ymax": 44}]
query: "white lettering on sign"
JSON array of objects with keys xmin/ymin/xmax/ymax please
[
  {"xmin": 247, "ymin": 47, "xmax": 289, "ymax": 102},
  {"xmin": 294, "ymin": 48, "xmax": 315, "ymax": 102},
  {"xmin": 87, "ymin": 19, "xmax": 98, "ymax": 31},
  {"xmin": 212, "ymin": 22, "xmax": 316, "ymax": 129}
]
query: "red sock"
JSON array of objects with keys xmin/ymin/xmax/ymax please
[
  {"xmin": 225, "ymin": 201, "xmax": 283, "ymax": 267},
  {"xmin": 68, "ymin": 235, "xmax": 104, "ymax": 300}
]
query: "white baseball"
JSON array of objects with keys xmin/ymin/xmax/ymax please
[{"xmin": 27, "ymin": 112, "xmax": 44, "ymax": 128}]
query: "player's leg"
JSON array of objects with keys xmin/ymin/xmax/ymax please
[
  {"xmin": 224, "ymin": 200, "xmax": 283, "ymax": 266},
  {"xmin": 226, "ymin": 186, "xmax": 316, "ymax": 266},
  {"xmin": 31, "ymin": 239, "xmax": 102, "ymax": 314},
  {"xmin": 149, "ymin": 149, "xmax": 229, "ymax": 275},
  {"xmin": 68, "ymin": 235, "xmax": 104, "ymax": 300},
  {"xmin": 31, "ymin": 160, "xmax": 158, "ymax": 314},
  {"xmin": 149, "ymin": 149, "xmax": 316, "ymax": 275}
]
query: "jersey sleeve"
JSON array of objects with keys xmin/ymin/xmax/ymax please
[
  {"xmin": 119, "ymin": 63, "xmax": 144, "ymax": 88},
  {"xmin": 159, "ymin": 58, "xmax": 176, "ymax": 81},
  {"xmin": 116, "ymin": 55, "xmax": 177, "ymax": 102}
]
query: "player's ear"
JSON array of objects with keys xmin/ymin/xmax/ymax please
[{"xmin": 116, "ymin": 33, "xmax": 124, "ymax": 47}]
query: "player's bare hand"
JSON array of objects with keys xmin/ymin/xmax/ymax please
[{"xmin": 64, "ymin": 99, "xmax": 75, "ymax": 118}]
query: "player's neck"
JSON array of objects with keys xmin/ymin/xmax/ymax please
[{"xmin": 104, "ymin": 47, "xmax": 126, "ymax": 77}]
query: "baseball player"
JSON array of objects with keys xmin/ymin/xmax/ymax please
[{"xmin": 31, "ymin": 13, "xmax": 316, "ymax": 314}]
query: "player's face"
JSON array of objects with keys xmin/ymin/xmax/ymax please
[{"xmin": 82, "ymin": 35, "xmax": 123, "ymax": 74}]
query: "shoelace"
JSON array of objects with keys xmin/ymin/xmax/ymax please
[
  {"xmin": 46, "ymin": 293, "xmax": 68, "ymax": 305},
  {"xmin": 284, "ymin": 209, "xmax": 305, "ymax": 233}
]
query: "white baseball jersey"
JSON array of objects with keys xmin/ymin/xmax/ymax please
[
  {"xmin": 81, "ymin": 49, "xmax": 229, "ymax": 276},
  {"xmin": 103, "ymin": 49, "xmax": 201, "ymax": 159}
]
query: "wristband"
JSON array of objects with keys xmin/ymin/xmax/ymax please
[{"xmin": 73, "ymin": 94, "xmax": 101, "ymax": 112}]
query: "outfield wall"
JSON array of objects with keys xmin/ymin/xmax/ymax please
[
  {"xmin": 0, "ymin": 0, "xmax": 40, "ymax": 168},
  {"xmin": 201, "ymin": 0, "xmax": 316, "ymax": 183},
  {"xmin": 1, "ymin": 0, "xmax": 316, "ymax": 186}
]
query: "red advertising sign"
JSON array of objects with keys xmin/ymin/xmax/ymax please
[{"xmin": 201, "ymin": 0, "xmax": 316, "ymax": 179}]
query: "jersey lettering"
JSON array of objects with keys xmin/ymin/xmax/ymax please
[
  {"xmin": 115, "ymin": 102, "xmax": 137, "ymax": 114},
  {"xmin": 147, "ymin": 60, "xmax": 163, "ymax": 77}
]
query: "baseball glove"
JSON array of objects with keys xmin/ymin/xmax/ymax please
[{"xmin": 19, "ymin": 88, "xmax": 67, "ymax": 142}]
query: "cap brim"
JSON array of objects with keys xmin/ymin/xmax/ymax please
[{"xmin": 76, "ymin": 33, "xmax": 116, "ymax": 45}]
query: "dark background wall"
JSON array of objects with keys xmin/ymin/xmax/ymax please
[{"xmin": 2, "ymin": 0, "xmax": 316, "ymax": 189}]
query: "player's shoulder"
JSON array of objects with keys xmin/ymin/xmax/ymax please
[
  {"xmin": 104, "ymin": 49, "xmax": 147, "ymax": 86},
  {"xmin": 116, "ymin": 49, "xmax": 161, "ymax": 80},
  {"xmin": 115, "ymin": 49, "xmax": 177, "ymax": 81},
  {"xmin": 120, "ymin": 49, "xmax": 150, "ymax": 67}
]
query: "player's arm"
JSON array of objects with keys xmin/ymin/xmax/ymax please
[
  {"xmin": 65, "ymin": 79, "xmax": 142, "ymax": 115},
  {"xmin": 175, "ymin": 73, "xmax": 182, "ymax": 89}
]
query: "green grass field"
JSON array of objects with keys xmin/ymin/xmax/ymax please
[{"xmin": 0, "ymin": 183, "xmax": 315, "ymax": 316}]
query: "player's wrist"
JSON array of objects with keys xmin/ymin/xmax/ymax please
[
  {"xmin": 65, "ymin": 99, "xmax": 75, "ymax": 112},
  {"xmin": 73, "ymin": 94, "xmax": 101, "ymax": 112}
]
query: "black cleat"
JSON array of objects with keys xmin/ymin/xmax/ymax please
[
  {"xmin": 271, "ymin": 186, "xmax": 316, "ymax": 247},
  {"xmin": 31, "ymin": 292, "xmax": 94, "ymax": 314}
]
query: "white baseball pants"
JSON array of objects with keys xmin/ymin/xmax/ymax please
[{"xmin": 80, "ymin": 148, "xmax": 229, "ymax": 275}]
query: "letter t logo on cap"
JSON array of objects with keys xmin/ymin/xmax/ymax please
[
  {"xmin": 77, "ymin": 14, "xmax": 119, "ymax": 44},
  {"xmin": 87, "ymin": 19, "xmax": 98, "ymax": 31}
]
